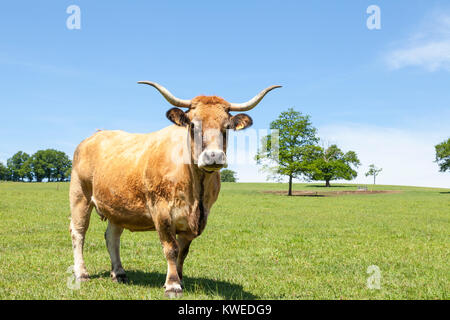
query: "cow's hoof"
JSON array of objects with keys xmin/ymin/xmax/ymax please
[
  {"xmin": 112, "ymin": 273, "xmax": 128, "ymax": 283},
  {"xmin": 163, "ymin": 282, "xmax": 183, "ymax": 289},
  {"xmin": 164, "ymin": 284, "xmax": 183, "ymax": 298}
]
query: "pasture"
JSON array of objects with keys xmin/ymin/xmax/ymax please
[{"xmin": 0, "ymin": 182, "xmax": 448, "ymax": 299}]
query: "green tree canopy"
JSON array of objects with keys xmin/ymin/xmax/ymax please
[
  {"xmin": 435, "ymin": 138, "xmax": 450, "ymax": 172},
  {"xmin": 7, "ymin": 151, "xmax": 30, "ymax": 181},
  {"xmin": 256, "ymin": 108, "xmax": 319, "ymax": 195},
  {"xmin": 306, "ymin": 144, "xmax": 361, "ymax": 187},
  {"xmin": 30, "ymin": 149, "xmax": 72, "ymax": 182},
  {"xmin": 0, "ymin": 162, "xmax": 11, "ymax": 181},
  {"xmin": 220, "ymin": 169, "xmax": 237, "ymax": 182},
  {"xmin": 2, "ymin": 149, "xmax": 72, "ymax": 182},
  {"xmin": 19, "ymin": 158, "xmax": 34, "ymax": 182},
  {"xmin": 365, "ymin": 164, "xmax": 383, "ymax": 185}
]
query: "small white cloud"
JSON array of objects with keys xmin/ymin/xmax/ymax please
[
  {"xmin": 386, "ymin": 11, "xmax": 450, "ymax": 71},
  {"xmin": 387, "ymin": 41, "xmax": 450, "ymax": 71}
]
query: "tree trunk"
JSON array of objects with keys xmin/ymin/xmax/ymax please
[
  {"xmin": 374, "ymin": 175, "xmax": 376, "ymax": 185},
  {"xmin": 288, "ymin": 175, "xmax": 293, "ymax": 196},
  {"xmin": 325, "ymin": 179, "xmax": 330, "ymax": 187}
]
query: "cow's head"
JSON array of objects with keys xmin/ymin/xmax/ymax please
[{"xmin": 138, "ymin": 81, "xmax": 281, "ymax": 173}]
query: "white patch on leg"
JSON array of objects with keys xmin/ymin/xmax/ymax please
[{"xmin": 70, "ymin": 221, "xmax": 88, "ymax": 279}]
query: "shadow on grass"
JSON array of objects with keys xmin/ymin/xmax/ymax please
[
  {"xmin": 440, "ymin": 192, "xmax": 450, "ymax": 194},
  {"xmin": 276, "ymin": 193, "xmax": 325, "ymax": 197},
  {"xmin": 91, "ymin": 270, "xmax": 257, "ymax": 299},
  {"xmin": 305, "ymin": 185, "xmax": 349, "ymax": 188},
  {"xmin": 290, "ymin": 194, "xmax": 325, "ymax": 197}
]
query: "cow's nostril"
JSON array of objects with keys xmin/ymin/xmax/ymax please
[{"xmin": 200, "ymin": 150, "xmax": 226, "ymax": 167}]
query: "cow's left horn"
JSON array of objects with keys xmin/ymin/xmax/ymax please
[
  {"xmin": 138, "ymin": 81, "xmax": 192, "ymax": 109},
  {"xmin": 229, "ymin": 85, "xmax": 282, "ymax": 112}
]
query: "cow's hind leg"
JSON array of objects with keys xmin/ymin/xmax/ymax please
[
  {"xmin": 69, "ymin": 175, "xmax": 93, "ymax": 281},
  {"xmin": 105, "ymin": 220, "xmax": 127, "ymax": 283}
]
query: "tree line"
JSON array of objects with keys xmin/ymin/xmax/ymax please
[{"xmin": 0, "ymin": 149, "xmax": 72, "ymax": 182}]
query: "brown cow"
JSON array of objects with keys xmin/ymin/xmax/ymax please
[{"xmin": 69, "ymin": 81, "xmax": 280, "ymax": 297}]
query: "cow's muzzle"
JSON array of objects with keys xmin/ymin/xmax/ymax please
[{"xmin": 198, "ymin": 149, "xmax": 227, "ymax": 171}]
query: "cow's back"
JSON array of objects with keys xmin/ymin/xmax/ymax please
[{"xmin": 73, "ymin": 130, "xmax": 150, "ymax": 183}]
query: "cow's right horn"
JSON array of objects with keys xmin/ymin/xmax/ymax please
[
  {"xmin": 138, "ymin": 81, "xmax": 192, "ymax": 109},
  {"xmin": 229, "ymin": 85, "xmax": 282, "ymax": 112}
]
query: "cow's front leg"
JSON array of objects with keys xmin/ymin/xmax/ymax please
[
  {"xmin": 176, "ymin": 235, "xmax": 192, "ymax": 288},
  {"xmin": 155, "ymin": 214, "xmax": 182, "ymax": 298}
]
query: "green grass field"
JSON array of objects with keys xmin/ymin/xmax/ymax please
[{"xmin": 0, "ymin": 181, "xmax": 448, "ymax": 300}]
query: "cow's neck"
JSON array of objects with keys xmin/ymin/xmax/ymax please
[
  {"xmin": 188, "ymin": 164, "xmax": 219, "ymax": 236},
  {"xmin": 190, "ymin": 165, "xmax": 216, "ymax": 201}
]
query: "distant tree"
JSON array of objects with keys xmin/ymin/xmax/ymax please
[
  {"xmin": 365, "ymin": 164, "xmax": 382, "ymax": 185},
  {"xmin": 52, "ymin": 150, "xmax": 72, "ymax": 181},
  {"xmin": 30, "ymin": 149, "xmax": 72, "ymax": 182},
  {"xmin": 65, "ymin": 167, "xmax": 72, "ymax": 181},
  {"xmin": 0, "ymin": 162, "xmax": 10, "ymax": 181},
  {"xmin": 30, "ymin": 151, "xmax": 47, "ymax": 182},
  {"xmin": 220, "ymin": 169, "xmax": 237, "ymax": 182},
  {"xmin": 19, "ymin": 158, "xmax": 34, "ymax": 182},
  {"xmin": 256, "ymin": 108, "xmax": 319, "ymax": 196},
  {"xmin": 306, "ymin": 144, "xmax": 361, "ymax": 187},
  {"xmin": 435, "ymin": 138, "xmax": 450, "ymax": 172},
  {"xmin": 7, "ymin": 151, "xmax": 30, "ymax": 181}
]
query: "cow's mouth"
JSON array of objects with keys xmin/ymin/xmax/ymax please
[{"xmin": 200, "ymin": 164, "xmax": 224, "ymax": 173}]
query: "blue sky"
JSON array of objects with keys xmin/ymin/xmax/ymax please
[{"xmin": 0, "ymin": 1, "xmax": 449, "ymax": 187}]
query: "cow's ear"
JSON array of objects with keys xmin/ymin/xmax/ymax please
[
  {"xmin": 166, "ymin": 108, "xmax": 190, "ymax": 127},
  {"xmin": 230, "ymin": 113, "xmax": 253, "ymax": 131}
]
